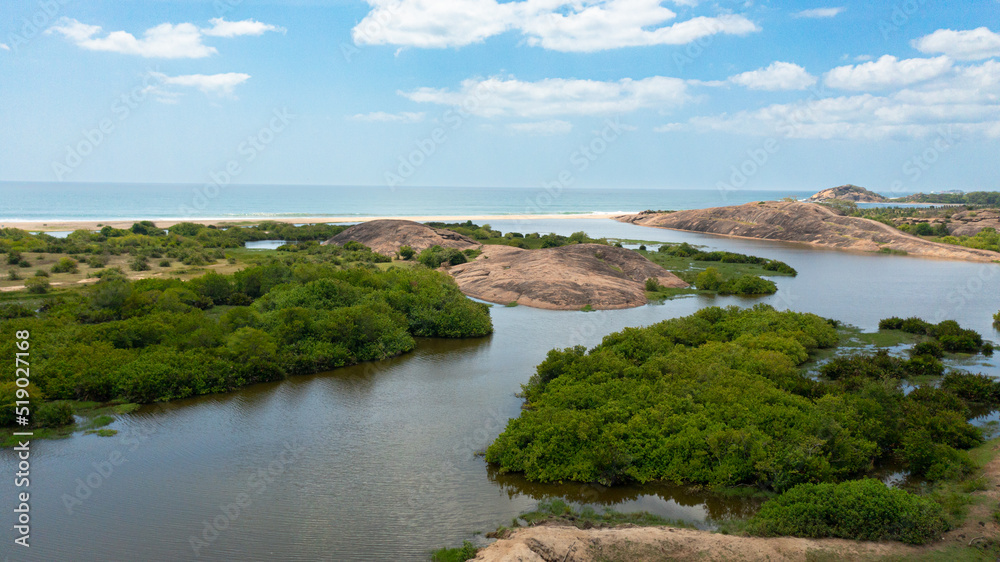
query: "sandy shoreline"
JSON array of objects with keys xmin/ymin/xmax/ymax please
[{"xmin": 0, "ymin": 214, "xmax": 621, "ymax": 232}]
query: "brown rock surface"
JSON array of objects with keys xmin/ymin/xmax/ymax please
[
  {"xmin": 323, "ymin": 219, "xmax": 478, "ymax": 255},
  {"xmin": 807, "ymin": 184, "xmax": 888, "ymax": 203},
  {"xmin": 447, "ymin": 244, "xmax": 687, "ymax": 311},
  {"xmin": 946, "ymin": 209, "xmax": 1000, "ymax": 237},
  {"xmin": 472, "ymin": 523, "xmax": 919, "ymax": 561},
  {"xmin": 617, "ymin": 201, "xmax": 1000, "ymax": 262}
]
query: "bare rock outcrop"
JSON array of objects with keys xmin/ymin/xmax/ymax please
[
  {"xmin": 807, "ymin": 184, "xmax": 888, "ymax": 203},
  {"xmin": 617, "ymin": 201, "xmax": 999, "ymax": 262},
  {"xmin": 323, "ymin": 219, "xmax": 478, "ymax": 256},
  {"xmin": 447, "ymin": 244, "xmax": 688, "ymax": 311},
  {"xmin": 945, "ymin": 209, "xmax": 1000, "ymax": 237}
]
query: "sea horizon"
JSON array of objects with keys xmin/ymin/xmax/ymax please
[{"xmin": 0, "ymin": 181, "xmax": 917, "ymax": 224}]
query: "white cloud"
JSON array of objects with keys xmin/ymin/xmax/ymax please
[
  {"xmin": 912, "ymin": 27, "xmax": 1000, "ymax": 61},
  {"xmin": 148, "ymin": 71, "xmax": 251, "ymax": 98},
  {"xmin": 684, "ymin": 60, "xmax": 1000, "ymax": 140},
  {"xmin": 853, "ymin": 54, "xmax": 872, "ymax": 62},
  {"xmin": 202, "ymin": 18, "xmax": 285, "ymax": 38},
  {"xmin": 793, "ymin": 7, "xmax": 844, "ymax": 19},
  {"xmin": 729, "ymin": 61, "xmax": 816, "ymax": 91},
  {"xmin": 0, "ymin": 43, "xmax": 9, "ymax": 51},
  {"xmin": 352, "ymin": 0, "xmax": 759, "ymax": 52},
  {"xmin": 824, "ymin": 55, "xmax": 953, "ymax": 90},
  {"xmin": 46, "ymin": 17, "xmax": 280, "ymax": 58},
  {"xmin": 653, "ymin": 123, "xmax": 686, "ymax": 132},
  {"xmin": 507, "ymin": 120, "xmax": 573, "ymax": 134},
  {"xmin": 401, "ymin": 75, "xmax": 691, "ymax": 117},
  {"xmin": 349, "ymin": 111, "xmax": 426, "ymax": 123}
]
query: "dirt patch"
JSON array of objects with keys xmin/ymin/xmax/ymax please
[
  {"xmin": 324, "ymin": 219, "xmax": 478, "ymax": 255},
  {"xmin": 617, "ymin": 201, "xmax": 1000, "ymax": 263},
  {"xmin": 473, "ymin": 523, "xmax": 919, "ymax": 561},
  {"xmin": 448, "ymin": 244, "xmax": 687, "ymax": 310}
]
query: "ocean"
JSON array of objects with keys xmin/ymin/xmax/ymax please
[{"xmin": 0, "ymin": 182, "xmax": 822, "ymax": 223}]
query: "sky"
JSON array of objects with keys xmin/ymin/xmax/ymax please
[{"xmin": 1, "ymin": 0, "xmax": 999, "ymax": 193}]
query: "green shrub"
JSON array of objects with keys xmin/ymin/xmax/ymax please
[
  {"xmin": 399, "ymin": 245, "xmax": 415, "ymax": 260},
  {"xmin": 129, "ymin": 256, "xmax": 150, "ymax": 271},
  {"xmin": 430, "ymin": 541, "xmax": 478, "ymax": 562},
  {"xmin": 644, "ymin": 277, "xmax": 660, "ymax": 292},
  {"xmin": 158, "ymin": 259, "xmax": 171, "ymax": 267},
  {"xmin": 24, "ymin": 276, "xmax": 50, "ymax": 294},
  {"xmin": 35, "ymin": 402, "xmax": 75, "ymax": 428},
  {"xmin": 695, "ymin": 266, "xmax": 723, "ymax": 291},
  {"xmin": 719, "ymin": 274, "xmax": 777, "ymax": 295},
  {"xmin": 7, "ymin": 269, "xmax": 21, "ymax": 281},
  {"xmin": 87, "ymin": 255, "xmax": 109, "ymax": 268},
  {"xmin": 50, "ymin": 257, "xmax": 79, "ymax": 274},
  {"xmin": 940, "ymin": 372, "xmax": 1000, "ymax": 404},
  {"xmin": 34, "ymin": 269, "xmax": 49, "ymax": 277},
  {"xmin": 746, "ymin": 479, "xmax": 948, "ymax": 544},
  {"xmin": 910, "ymin": 340, "xmax": 944, "ymax": 358}
]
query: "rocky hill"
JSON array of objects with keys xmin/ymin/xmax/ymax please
[
  {"xmin": 325, "ymin": 220, "xmax": 688, "ymax": 309},
  {"xmin": 617, "ymin": 201, "xmax": 999, "ymax": 262},
  {"xmin": 448, "ymin": 244, "xmax": 687, "ymax": 310},
  {"xmin": 807, "ymin": 185, "xmax": 889, "ymax": 203},
  {"xmin": 324, "ymin": 219, "xmax": 477, "ymax": 255}
]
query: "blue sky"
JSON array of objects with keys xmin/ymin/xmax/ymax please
[{"xmin": 1, "ymin": 0, "xmax": 998, "ymax": 192}]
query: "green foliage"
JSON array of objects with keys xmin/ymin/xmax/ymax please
[
  {"xmin": 398, "ymin": 245, "xmax": 415, "ymax": 260},
  {"xmin": 425, "ymin": 221, "xmax": 607, "ymax": 249},
  {"xmin": 0, "ymin": 263, "xmax": 492, "ymax": 420},
  {"xmin": 35, "ymin": 402, "xmax": 75, "ymax": 428},
  {"xmin": 879, "ymin": 317, "xmax": 992, "ymax": 356},
  {"xmin": 695, "ymin": 267, "xmax": 777, "ymax": 295},
  {"xmin": 24, "ymin": 276, "xmax": 50, "ymax": 294},
  {"xmin": 746, "ymin": 479, "xmax": 948, "ymax": 545},
  {"xmin": 487, "ymin": 306, "xmax": 852, "ymax": 489},
  {"xmin": 658, "ymin": 242, "xmax": 797, "ymax": 275},
  {"xmin": 487, "ymin": 306, "xmax": 995, "ymax": 493},
  {"xmin": 418, "ymin": 245, "xmax": 469, "ymax": 268},
  {"xmin": 644, "ymin": 277, "xmax": 660, "ymax": 292},
  {"xmin": 50, "ymin": 257, "xmax": 79, "ymax": 274},
  {"xmin": 430, "ymin": 541, "xmax": 478, "ymax": 562},
  {"xmin": 901, "ymin": 191, "xmax": 1000, "ymax": 206},
  {"xmin": 129, "ymin": 256, "xmax": 150, "ymax": 271}
]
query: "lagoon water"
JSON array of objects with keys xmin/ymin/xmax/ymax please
[{"xmin": 2, "ymin": 217, "xmax": 999, "ymax": 561}]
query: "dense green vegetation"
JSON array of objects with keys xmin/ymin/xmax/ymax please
[
  {"xmin": 879, "ymin": 317, "xmax": 994, "ymax": 355},
  {"xmin": 639, "ymin": 242, "xmax": 793, "ymax": 297},
  {"xmin": 746, "ymin": 478, "xmax": 947, "ymax": 544},
  {"xmin": 486, "ymin": 306, "xmax": 999, "ymax": 543},
  {"xmin": 658, "ymin": 242, "xmax": 798, "ymax": 276},
  {"xmin": 0, "ymin": 261, "xmax": 492, "ymax": 426},
  {"xmin": 426, "ymin": 221, "xmax": 607, "ymax": 249},
  {"xmin": 935, "ymin": 228, "xmax": 1000, "ymax": 253},
  {"xmin": 900, "ymin": 191, "xmax": 1000, "ymax": 206},
  {"xmin": 694, "ymin": 267, "xmax": 777, "ymax": 295},
  {"xmin": 1, "ymin": 221, "xmax": 349, "ymax": 263},
  {"xmin": 416, "ymin": 245, "xmax": 479, "ymax": 268},
  {"xmin": 994, "ymin": 310, "xmax": 1000, "ymax": 329},
  {"xmin": 430, "ymin": 541, "xmax": 479, "ymax": 562}
]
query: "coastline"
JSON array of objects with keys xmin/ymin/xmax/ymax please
[{"xmin": 0, "ymin": 213, "xmax": 621, "ymax": 232}]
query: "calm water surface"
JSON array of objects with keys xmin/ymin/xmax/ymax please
[{"xmin": 2, "ymin": 218, "xmax": 998, "ymax": 561}]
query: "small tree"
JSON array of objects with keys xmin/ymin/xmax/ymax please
[
  {"xmin": 129, "ymin": 256, "xmax": 150, "ymax": 271},
  {"xmin": 24, "ymin": 276, "xmax": 50, "ymax": 294},
  {"xmin": 51, "ymin": 257, "xmax": 79, "ymax": 274},
  {"xmin": 399, "ymin": 245, "xmax": 415, "ymax": 260},
  {"xmin": 644, "ymin": 277, "xmax": 661, "ymax": 292}
]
